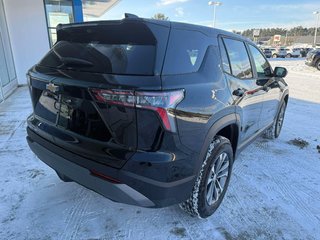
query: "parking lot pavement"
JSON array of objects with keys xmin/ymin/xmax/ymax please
[
  {"xmin": 270, "ymin": 58, "xmax": 320, "ymax": 103},
  {"xmin": 0, "ymin": 60, "xmax": 320, "ymax": 240}
]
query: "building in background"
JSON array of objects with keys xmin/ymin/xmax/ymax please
[{"xmin": 0, "ymin": 0, "xmax": 120, "ymax": 102}]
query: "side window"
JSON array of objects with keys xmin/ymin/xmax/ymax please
[
  {"xmin": 248, "ymin": 44, "xmax": 272, "ymax": 78},
  {"xmin": 163, "ymin": 29, "xmax": 208, "ymax": 75},
  {"xmin": 218, "ymin": 38, "xmax": 231, "ymax": 74},
  {"xmin": 223, "ymin": 38, "xmax": 253, "ymax": 79}
]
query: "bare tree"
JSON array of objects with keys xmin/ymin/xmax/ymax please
[{"xmin": 152, "ymin": 13, "xmax": 169, "ymax": 21}]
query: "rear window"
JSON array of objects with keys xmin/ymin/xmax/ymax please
[
  {"xmin": 162, "ymin": 29, "xmax": 208, "ymax": 75},
  {"xmin": 38, "ymin": 21, "xmax": 157, "ymax": 75}
]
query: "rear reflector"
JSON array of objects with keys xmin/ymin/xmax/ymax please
[
  {"xmin": 90, "ymin": 169, "xmax": 121, "ymax": 184},
  {"xmin": 90, "ymin": 89, "xmax": 184, "ymax": 132}
]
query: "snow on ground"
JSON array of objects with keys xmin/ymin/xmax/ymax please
[
  {"xmin": 270, "ymin": 58, "xmax": 320, "ymax": 103},
  {"xmin": 0, "ymin": 59, "xmax": 320, "ymax": 240}
]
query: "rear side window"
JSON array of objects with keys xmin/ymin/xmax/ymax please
[
  {"xmin": 163, "ymin": 29, "xmax": 208, "ymax": 75},
  {"xmin": 39, "ymin": 22, "xmax": 158, "ymax": 75},
  {"xmin": 223, "ymin": 38, "xmax": 252, "ymax": 79}
]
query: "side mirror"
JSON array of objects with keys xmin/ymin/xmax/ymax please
[{"xmin": 274, "ymin": 67, "xmax": 287, "ymax": 78}]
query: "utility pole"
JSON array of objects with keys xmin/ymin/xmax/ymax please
[
  {"xmin": 208, "ymin": 1, "xmax": 222, "ymax": 28},
  {"xmin": 284, "ymin": 29, "xmax": 288, "ymax": 46},
  {"xmin": 313, "ymin": 11, "xmax": 319, "ymax": 47}
]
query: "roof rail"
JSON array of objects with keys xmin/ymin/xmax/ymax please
[{"xmin": 124, "ymin": 13, "xmax": 139, "ymax": 19}]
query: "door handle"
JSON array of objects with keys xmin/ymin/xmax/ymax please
[{"xmin": 233, "ymin": 88, "xmax": 245, "ymax": 97}]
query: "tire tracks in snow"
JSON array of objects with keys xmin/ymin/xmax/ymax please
[
  {"xmin": 276, "ymin": 179, "xmax": 319, "ymax": 232},
  {"xmin": 59, "ymin": 188, "xmax": 90, "ymax": 240}
]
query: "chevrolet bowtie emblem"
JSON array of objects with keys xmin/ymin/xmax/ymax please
[{"xmin": 46, "ymin": 83, "xmax": 60, "ymax": 93}]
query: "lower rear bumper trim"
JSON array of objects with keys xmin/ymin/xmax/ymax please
[{"xmin": 27, "ymin": 136, "xmax": 155, "ymax": 207}]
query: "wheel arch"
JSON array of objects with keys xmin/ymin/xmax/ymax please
[
  {"xmin": 196, "ymin": 113, "xmax": 240, "ymax": 172},
  {"xmin": 280, "ymin": 90, "xmax": 289, "ymax": 108}
]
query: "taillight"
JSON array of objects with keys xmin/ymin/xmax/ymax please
[
  {"xmin": 90, "ymin": 89, "xmax": 135, "ymax": 107},
  {"xmin": 90, "ymin": 89, "xmax": 184, "ymax": 132}
]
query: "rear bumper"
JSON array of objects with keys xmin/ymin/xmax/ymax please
[{"xmin": 27, "ymin": 127, "xmax": 196, "ymax": 208}]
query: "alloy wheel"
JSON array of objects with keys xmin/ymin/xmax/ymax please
[{"xmin": 206, "ymin": 152, "xmax": 230, "ymax": 205}]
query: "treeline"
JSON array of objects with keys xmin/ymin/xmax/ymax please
[{"xmin": 240, "ymin": 26, "xmax": 320, "ymax": 38}]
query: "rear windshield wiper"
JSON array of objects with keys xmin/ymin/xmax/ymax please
[{"xmin": 59, "ymin": 57, "xmax": 94, "ymax": 68}]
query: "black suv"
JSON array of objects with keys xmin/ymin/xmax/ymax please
[
  {"xmin": 306, "ymin": 49, "xmax": 320, "ymax": 70},
  {"xmin": 26, "ymin": 15, "xmax": 289, "ymax": 218}
]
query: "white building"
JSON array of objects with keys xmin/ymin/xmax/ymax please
[{"xmin": 0, "ymin": 0, "xmax": 119, "ymax": 102}]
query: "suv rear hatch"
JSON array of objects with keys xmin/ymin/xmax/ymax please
[{"xmin": 27, "ymin": 18, "xmax": 170, "ymax": 168}]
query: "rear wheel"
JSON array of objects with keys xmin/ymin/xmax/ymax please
[
  {"xmin": 316, "ymin": 59, "xmax": 320, "ymax": 71},
  {"xmin": 263, "ymin": 101, "xmax": 287, "ymax": 139},
  {"xmin": 272, "ymin": 54, "xmax": 278, "ymax": 58},
  {"xmin": 286, "ymin": 53, "xmax": 292, "ymax": 58},
  {"xmin": 179, "ymin": 136, "xmax": 233, "ymax": 218}
]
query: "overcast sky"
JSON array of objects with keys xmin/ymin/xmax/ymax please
[{"xmin": 91, "ymin": 0, "xmax": 320, "ymax": 31}]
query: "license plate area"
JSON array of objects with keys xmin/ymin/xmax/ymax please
[
  {"xmin": 34, "ymin": 86, "xmax": 111, "ymax": 142},
  {"xmin": 57, "ymin": 95, "xmax": 111, "ymax": 141},
  {"xmin": 34, "ymin": 90, "xmax": 60, "ymax": 124},
  {"xmin": 57, "ymin": 95, "xmax": 78, "ymax": 129}
]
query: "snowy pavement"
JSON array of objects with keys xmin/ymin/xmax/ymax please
[{"xmin": 1, "ymin": 59, "xmax": 320, "ymax": 240}]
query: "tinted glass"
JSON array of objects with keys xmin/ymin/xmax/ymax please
[
  {"xmin": 39, "ymin": 23, "xmax": 158, "ymax": 75},
  {"xmin": 163, "ymin": 29, "xmax": 208, "ymax": 75},
  {"xmin": 218, "ymin": 38, "xmax": 231, "ymax": 74},
  {"xmin": 249, "ymin": 45, "xmax": 271, "ymax": 78},
  {"xmin": 39, "ymin": 41, "xmax": 155, "ymax": 75},
  {"xmin": 223, "ymin": 38, "xmax": 252, "ymax": 79}
]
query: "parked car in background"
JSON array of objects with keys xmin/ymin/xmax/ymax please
[
  {"xmin": 262, "ymin": 48, "xmax": 272, "ymax": 58},
  {"xmin": 305, "ymin": 49, "xmax": 320, "ymax": 70},
  {"xmin": 271, "ymin": 48, "xmax": 287, "ymax": 58},
  {"xmin": 285, "ymin": 48, "xmax": 301, "ymax": 58},
  {"xmin": 26, "ymin": 14, "xmax": 289, "ymax": 218},
  {"xmin": 296, "ymin": 48, "xmax": 308, "ymax": 57}
]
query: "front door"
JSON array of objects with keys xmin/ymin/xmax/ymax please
[{"xmin": 247, "ymin": 44, "xmax": 281, "ymax": 129}]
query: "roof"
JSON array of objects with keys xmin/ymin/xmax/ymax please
[{"xmin": 59, "ymin": 14, "xmax": 252, "ymax": 43}]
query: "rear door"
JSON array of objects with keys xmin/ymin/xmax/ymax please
[
  {"xmin": 220, "ymin": 37, "xmax": 265, "ymax": 142},
  {"xmin": 28, "ymin": 19, "xmax": 170, "ymax": 168}
]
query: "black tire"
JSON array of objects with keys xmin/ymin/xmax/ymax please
[
  {"xmin": 316, "ymin": 59, "xmax": 320, "ymax": 71},
  {"xmin": 272, "ymin": 54, "xmax": 278, "ymax": 58},
  {"xmin": 263, "ymin": 101, "xmax": 287, "ymax": 139},
  {"xmin": 56, "ymin": 171, "xmax": 73, "ymax": 182},
  {"xmin": 179, "ymin": 136, "xmax": 234, "ymax": 218},
  {"xmin": 286, "ymin": 53, "xmax": 292, "ymax": 58}
]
